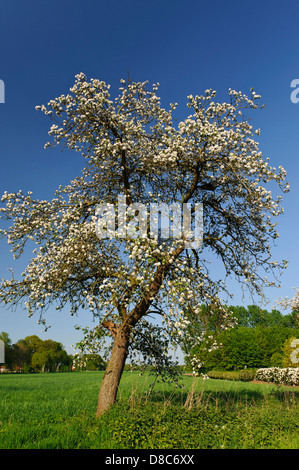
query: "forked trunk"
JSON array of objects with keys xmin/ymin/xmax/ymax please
[{"xmin": 96, "ymin": 326, "xmax": 130, "ymax": 416}]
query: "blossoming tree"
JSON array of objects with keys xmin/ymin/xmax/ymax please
[
  {"xmin": 0, "ymin": 74, "xmax": 289, "ymax": 415},
  {"xmin": 278, "ymin": 287, "xmax": 299, "ymax": 313}
]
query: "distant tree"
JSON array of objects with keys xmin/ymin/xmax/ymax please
[
  {"xmin": 23, "ymin": 335, "xmax": 43, "ymax": 355},
  {"xmin": 226, "ymin": 305, "xmax": 287, "ymax": 328},
  {"xmin": 31, "ymin": 349, "xmax": 50, "ymax": 372},
  {"xmin": 12, "ymin": 335, "xmax": 71, "ymax": 372},
  {"xmin": 0, "ymin": 332, "xmax": 72, "ymax": 372},
  {"xmin": 281, "ymin": 310, "xmax": 299, "ymax": 328},
  {"xmin": 269, "ymin": 352, "xmax": 283, "ymax": 367},
  {"xmin": 265, "ymin": 309, "xmax": 284, "ymax": 326},
  {"xmin": 188, "ymin": 326, "xmax": 262, "ymax": 371},
  {"xmin": 221, "ymin": 327, "xmax": 263, "ymax": 369},
  {"xmin": 30, "ymin": 339, "xmax": 71, "ymax": 372},
  {"xmin": 245, "ymin": 305, "xmax": 266, "ymax": 328},
  {"xmin": 82, "ymin": 354, "xmax": 106, "ymax": 371},
  {"xmin": 228, "ymin": 306, "xmax": 250, "ymax": 327},
  {"xmin": 183, "ymin": 304, "xmax": 290, "ymax": 369},
  {"xmin": 12, "ymin": 339, "xmax": 31, "ymax": 370},
  {"xmin": 189, "ymin": 325, "xmax": 299, "ymax": 371},
  {"xmin": 0, "ymin": 331, "xmax": 11, "ymax": 345},
  {"xmin": 254, "ymin": 326, "xmax": 295, "ymax": 367}
]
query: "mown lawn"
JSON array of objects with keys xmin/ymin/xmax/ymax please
[{"xmin": 0, "ymin": 371, "xmax": 298, "ymax": 449}]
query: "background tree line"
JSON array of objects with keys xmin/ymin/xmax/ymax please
[
  {"xmin": 2, "ymin": 304, "xmax": 298, "ymax": 373},
  {"xmin": 185, "ymin": 305, "xmax": 299, "ymax": 372},
  {"xmin": 0, "ymin": 333, "xmax": 106, "ymax": 373}
]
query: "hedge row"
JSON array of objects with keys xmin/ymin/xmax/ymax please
[
  {"xmin": 206, "ymin": 367, "xmax": 299, "ymax": 386},
  {"xmin": 207, "ymin": 369, "xmax": 256, "ymax": 382}
]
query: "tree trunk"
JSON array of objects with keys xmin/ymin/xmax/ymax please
[
  {"xmin": 96, "ymin": 244, "xmax": 185, "ymax": 417},
  {"xmin": 96, "ymin": 326, "xmax": 130, "ymax": 417}
]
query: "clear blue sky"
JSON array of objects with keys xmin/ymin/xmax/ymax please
[{"xmin": 0, "ymin": 0, "xmax": 298, "ymax": 355}]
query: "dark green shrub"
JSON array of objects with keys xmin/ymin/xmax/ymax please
[
  {"xmin": 207, "ymin": 369, "xmax": 255, "ymax": 382},
  {"xmin": 237, "ymin": 369, "xmax": 255, "ymax": 382}
]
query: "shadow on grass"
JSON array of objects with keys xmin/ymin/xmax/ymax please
[
  {"xmin": 146, "ymin": 389, "xmax": 262, "ymax": 407},
  {"xmin": 117, "ymin": 372, "xmax": 299, "ymax": 412},
  {"xmin": 271, "ymin": 388, "xmax": 299, "ymax": 403},
  {"xmin": 127, "ymin": 382, "xmax": 299, "ymax": 411}
]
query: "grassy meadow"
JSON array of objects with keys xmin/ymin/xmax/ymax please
[{"xmin": 0, "ymin": 371, "xmax": 298, "ymax": 449}]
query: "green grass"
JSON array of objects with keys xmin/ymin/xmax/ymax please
[{"xmin": 0, "ymin": 371, "xmax": 298, "ymax": 449}]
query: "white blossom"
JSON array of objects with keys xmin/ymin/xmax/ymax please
[{"xmin": 0, "ymin": 75, "xmax": 289, "ymax": 377}]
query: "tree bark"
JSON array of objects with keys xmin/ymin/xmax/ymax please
[{"xmin": 96, "ymin": 325, "xmax": 130, "ymax": 417}]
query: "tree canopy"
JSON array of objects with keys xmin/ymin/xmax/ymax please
[{"xmin": 0, "ymin": 74, "xmax": 289, "ymax": 414}]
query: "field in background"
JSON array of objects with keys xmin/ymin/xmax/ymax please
[{"xmin": 0, "ymin": 371, "xmax": 298, "ymax": 449}]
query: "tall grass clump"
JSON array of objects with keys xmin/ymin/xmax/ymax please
[{"xmin": 104, "ymin": 376, "xmax": 299, "ymax": 449}]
